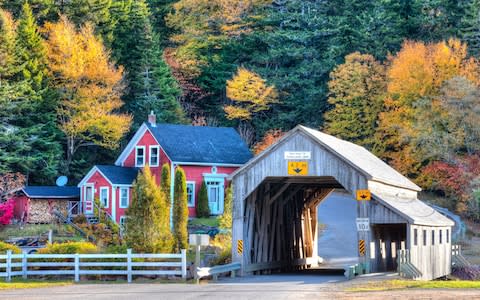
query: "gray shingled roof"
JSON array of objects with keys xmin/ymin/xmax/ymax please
[
  {"xmin": 22, "ymin": 186, "xmax": 80, "ymax": 199},
  {"xmin": 374, "ymin": 193, "xmax": 454, "ymax": 226},
  {"xmin": 96, "ymin": 165, "xmax": 138, "ymax": 185},
  {"xmin": 147, "ymin": 123, "xmax": 252, "ymax": 164},
  {"xmin": 301, "ymin": 126, "xmax": 421, "ymax": 191}
]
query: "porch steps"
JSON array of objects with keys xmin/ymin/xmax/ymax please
[{"xmin": 53, "ymin": 210, "xmax": 96, "ymax": 242}]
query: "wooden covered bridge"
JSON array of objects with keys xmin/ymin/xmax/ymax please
[{"xmin": 229, "ymin": 125, "xmax": 454, "ymax": 280}]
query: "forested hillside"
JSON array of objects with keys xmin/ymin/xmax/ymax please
[{"xmin": 0, "ymin": 0, "xmax": 479, "ymax": 220}]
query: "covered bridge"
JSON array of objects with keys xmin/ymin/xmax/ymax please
[{"xmin": 229, "ymin": 125, "xmax": 454, "ymax": 280}]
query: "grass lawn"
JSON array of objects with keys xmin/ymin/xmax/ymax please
[
  {"xmin": 189, "ymin": 217, "xmax": 219, "ymax": 227},
  {"xmin": 348, "ymin": 279, "xmax": 480, "ymax": 292},
  {"xmin": 0, "ymin": 278, "xmax": 73, "ymax": 290}
]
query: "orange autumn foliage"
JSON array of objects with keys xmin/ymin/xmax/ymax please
[
  {"xmin": 253, "ymin": 129, "xmax": 285, "ymax": 155},
  {"xmin": 376, "ymin": 39, "xmax": 480, "ymax": 177}
]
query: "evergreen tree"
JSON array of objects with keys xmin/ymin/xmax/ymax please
[
  {"xmin": 125, "ymin": 165, "xmax": 173, "ymax": 252},
  {"xmin": 146, "ymin": 0, "xmax": 175, "ymax": 44},
  {"xmin": 173, "ymin": 167, "xmax": 188, "ymax": 251},
  {"xmin": 16, "ymin": 3, "xmax": 48, "ymax": 91},
  {"xmin": 161, "ymin": 163, "xmax": 171, "ymax": 214},
  {"xmin": 0, "ymin": 8, "xmax": 61, "ymax": 184},
  {"xmin": 460, "ymin": 0, "xmax": 480, "ymax": 58},
  {"xmin": 62, "ymin": 0, "xmax": 116, "ymax": 47},
  {"xmin": 196, "ymin": 181, "xmax": 210, "ymax": 218},
  {"xmin": 112, "ymin": 0, "xmax": 184, "ymax": 126},
  {"xmin": 0, "ymin": 0, "xmax": 58, "ymax": 24}
]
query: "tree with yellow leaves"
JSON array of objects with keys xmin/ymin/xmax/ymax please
[
  {"xmin": 44, "ymin": 16, "xmax": 132, "ymax": 171},
  {"xmin": 224, "ymin": 67, "xmax": 278, "ymax": 120}
]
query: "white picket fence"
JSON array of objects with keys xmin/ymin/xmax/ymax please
[{"xmin": 0, "ymin": 249, "xmax": 187, "ymax": 283}]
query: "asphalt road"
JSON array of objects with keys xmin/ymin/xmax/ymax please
[
  {"xmin": 317, "ymin": 190, "xmax": 359, "ymax": 268},
  {"xmin": 1, "ymin": 274, "xmax": 346, "ymax": 300}
]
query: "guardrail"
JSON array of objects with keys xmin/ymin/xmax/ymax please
[
  {"xmin": 0, "ymin": 249, "xmax": 187, "ymax": 282},
  {"xmin": 452, "ymin": 244, "xmax": 470, "ymax": 267},
  {"xmin": 197, "ymin": 262, "xmax": 241, "ymax": 280},
  {"xmin": 397, "ymin": 249, "xmax": 422, "ymax": 279}
]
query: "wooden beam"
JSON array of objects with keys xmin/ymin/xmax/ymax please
[{"xmin": 267, "ymin": 183, "xmax": 291, "ymax": 205}]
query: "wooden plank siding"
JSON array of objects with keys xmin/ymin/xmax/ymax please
[{"xmin": 231, "ymin": 126, "xmax": 454, "ymax": 280}]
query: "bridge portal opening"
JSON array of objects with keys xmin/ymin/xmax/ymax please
[{"xmin": 242, "ymin": 176, "xmax": 360, "ymax": 274}]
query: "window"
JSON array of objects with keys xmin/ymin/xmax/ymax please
[
  {"xmin": 100, "ymin": 187, "xmax": 109, "ymax": 208},
  {"xmin": 414, "ymin": 229, "xmax": 418, "ymax": 246},
  {"xmin": 431, "ymin": 230, "xmax": 435, "ymax": 245},
  {"xmin": 120, "ymin": 188, "xmax": 129, "ymax": 208},
  {"xmin": 85, "ymin": 186, "xmax": 93, "ymax": 202},
  {"xmin": 446, "ymin": 229, "xmax": 450, "ymax": 243},
  {"xmin": 119, "ymin": 216, "xmax": 127, "ymax": 231},
  {"xmin": 135, "ymin": 146, "xmax": 145, "ymax": 167},
  {"xmin": 186, "ymin": 182, "xmax": 195, "ymax": 207},
  {"xmin": 149, "ymin": 146, "xmax": 159, "ymax": 166},
  {"xmin": 439, "ymin": 230, "xmax": 442, "ymax": 244},
  {"xmin": 423, "ymin": 230, "xmax": 427, "ymax": 246}
]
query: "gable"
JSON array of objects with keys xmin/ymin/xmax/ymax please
[
  {"xmin": 115, "ymin": 123, "xmax": 170, "ymax": 167},
  {"xmin": 147, "ymin": 123, "xmax": 252, "ymax": 165}
]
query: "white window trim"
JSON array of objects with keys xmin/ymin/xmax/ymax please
[
  {"xmin": 119, "ymin": 187, "xmax": 129, "ymax": 208},
  {"xmin": 99, "ymin": 187, "xmax": 109, "ymax": 208},
  {"xmin": 149, "ymin": 145, "xmax": 160, "ymax": 167},
  {"xmin": 135, "ymin": 146, "xmax": 146, "ymax": 167},
  {"xmin": 186, "ymin": 181, "xmax": 195, "ymax": 208}
]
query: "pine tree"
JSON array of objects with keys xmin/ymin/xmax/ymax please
[
  {"xmin": 196, "ymin": 181, "xmax": 210, "ymax": 218},
  {"xmin": 460, "ymin": 0, "xmax": 480, "ymax": 58},
  {"xmin": 16, "ymin": 2, "xmax": 48, "ymax": 91},
  {"xmin": 0, "ymin": 9, "xmax": 61, "ymax": 184},
  {"xmin": 112, "ymin": 0, "xmax": 184, "ymax": 126},
  {"xmin": 125, "ymin": 165, "xmax": 174, "ymax": 252},
  {"xmin": 173, "ymin": 167, "xmax": 188, "ymax": 251},
  {"xmin": 62, "ymin": 0, "xmax": 116, "ymax": 47}
]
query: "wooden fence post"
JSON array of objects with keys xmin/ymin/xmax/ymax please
[
  {"xmin": 74, "ymin": 254, "xmax": 80, "ymax": 282},
  {"xmin": 22, "ymin": 251, "xmax": 27, "ymax": 279},
  {"xmin": 127, "ymin": 249, "xmax": 132, "ymax": 283},
  {"xmin": 6, "ymin": 250, "xmax": 11, "ymax": 282},
  {"xmin": 181, "ymin": 249, "xmax": 187, "ymax": 279}
]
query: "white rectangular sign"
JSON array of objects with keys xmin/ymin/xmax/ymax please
[
  {"xmin": 189, "ymin": 234, "xmax": 210, "ymax": 246},
  {"xmin": 356, "ymin": 218, "xmax": 370, "ymax": 231},
  {"xmin": 284, "ymin": 151, "xmax": 311, "ymax": 160}
]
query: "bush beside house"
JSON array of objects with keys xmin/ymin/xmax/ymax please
[{"xmin": 196, "ymin": 182, "xmax": 210, "ymax": 218}]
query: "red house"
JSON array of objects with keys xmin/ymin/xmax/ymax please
[{"xmin": 77, "ymin": 113, "xmax": 252, "ymax": 225}]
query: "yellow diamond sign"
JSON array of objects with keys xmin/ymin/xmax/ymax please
[{"xmin": 288, "ymin": 161, "xmax": 308, "ymax": 176}]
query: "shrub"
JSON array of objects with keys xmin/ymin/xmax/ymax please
[
  {"xmin": 196, "ymin": 181, "xmax": 210, "ymax": 218},
  {"xmin": 219, "ymin": 184, "xmax": 232, "ymax": 230},
  {"xmin": 209, "ymin": 233, "xmax": 232, "ymax": 265},
  {"xmin": 125, "ymin": 165, "xmax": 173, "ymax": 253},
  {"xmin": 38, "ymin": 242, "xmax": 98, "ymax": 254},
  {"xmin": 0, "ymin": 241, "xmax": 21, "ymax": 254},
  {"xmin": 173, "ymin": 167, "xmax": 188, "ymax": 251},
  {"xmin": 72, "ymin": 214, "xmax": 87, "ymax": 224},
  {"xmin": 452, "ymin": 265, "xmax": 480, "ymax": 280},
  {"xmin": 0, "ymin": 199, "xmax": 15, "ymax": 225}
]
